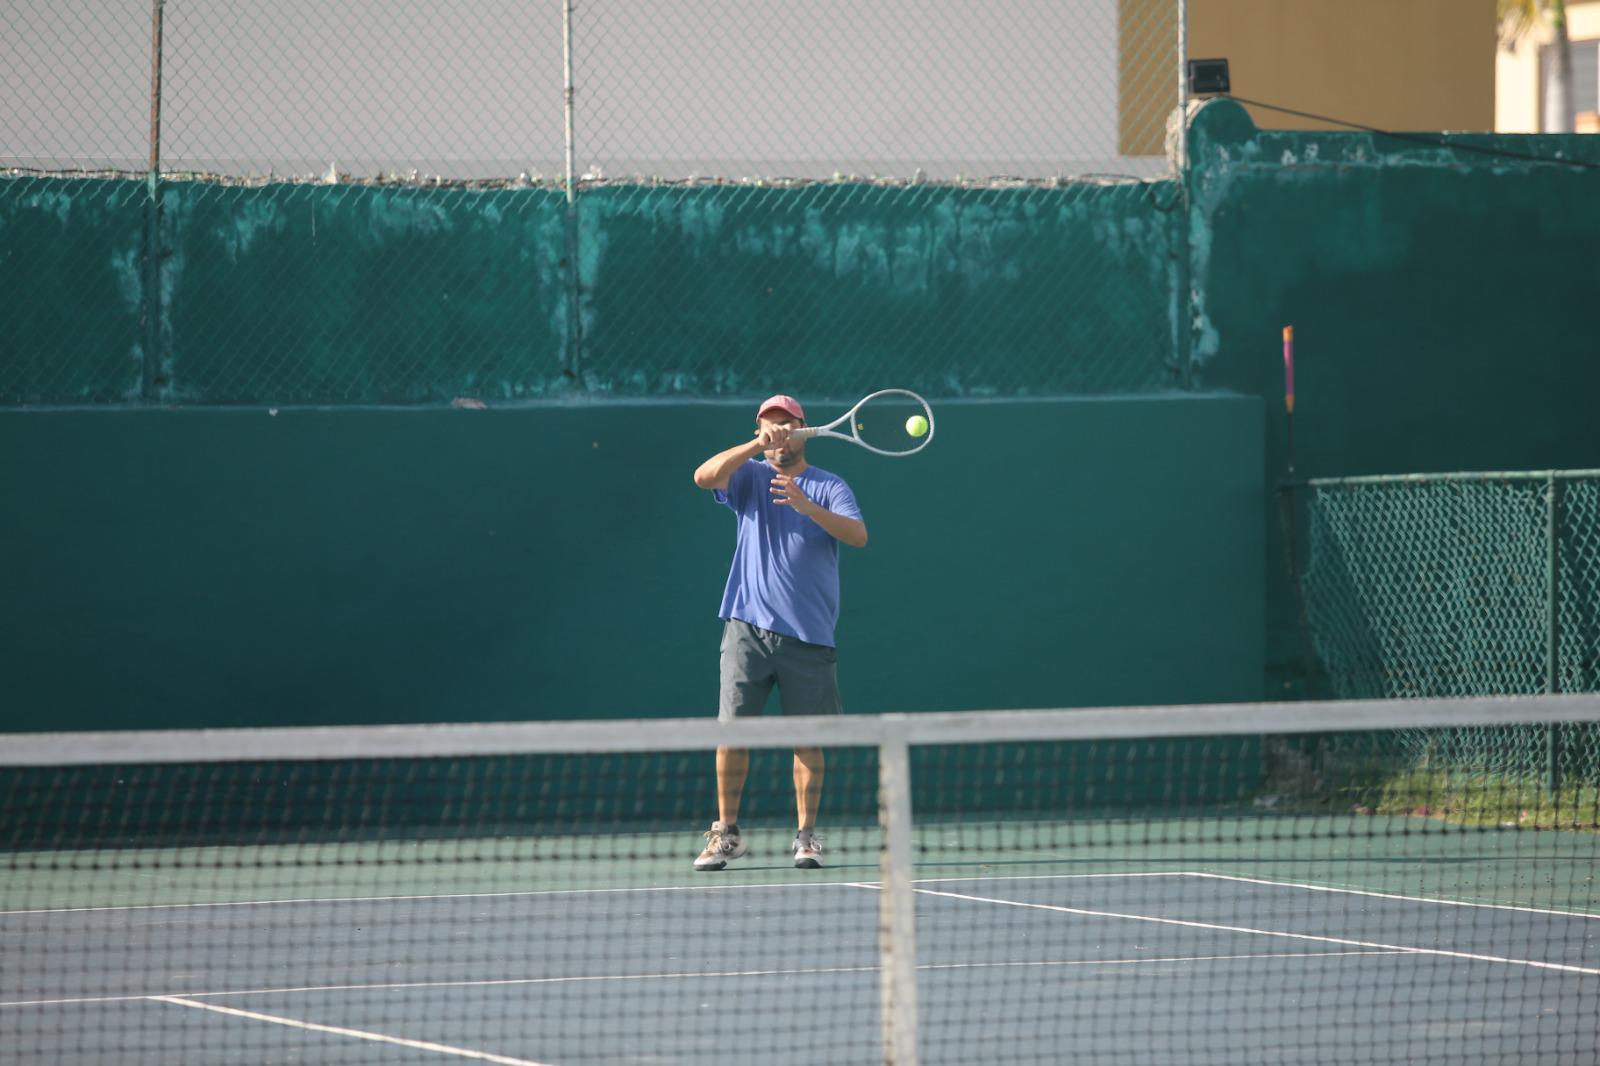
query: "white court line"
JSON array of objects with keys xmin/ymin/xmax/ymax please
[
  {"xmin": 0, "ymin": 879, "xmax": 874, "ymax": 916},
  {"xmin": 6, "ymin": 967, "xmax": 883, "ymax": 1008},
  {"xmin": 912, "ymin": 872, "xmax": 1193, "ymax": 884},
  {"xmin": 154, "ymin": 997, "xmax": 556, "ymax": 1066},
  {"xmin": 0, "ymin": 870, "xmax": 1272, "ymax": 917},
  {"xmin": 911, "ymin": 887, "xmax": 1600, "ymax": 977},
  {"xmin": 1180, "ymin": 872, "xmax": 1600, "ymax": 920},
  {"xmin": 899, "ymin": 871, "xmax": 1600, "ymax": 921},
  {"xmin": 2, "ymin": 950, "xmax": 1402, "ymax": 1009},
  {"xmin": 11, "ymin": 867, "xmax": 1596, "ymax": 920},
  {"xmin": 0, "ymin": 871, "xmax": 1195, "ymax": 917}
]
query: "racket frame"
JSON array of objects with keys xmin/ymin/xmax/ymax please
[{"xmin": 787, "ymin": 389, "xmax": 935, "ymax": 457}]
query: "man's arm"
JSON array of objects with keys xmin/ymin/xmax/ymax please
[
  {"xmin": 693, "ymin": 425, "xmax": 789, "ymax": 490},
  {"xmin": 803, "ymin": 506, "xmax": 869, "ymax": 548}
]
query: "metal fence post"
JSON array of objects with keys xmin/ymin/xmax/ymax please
[
  {"xmin": 1174, "ymin": 0, "xmax": 1195, "ymax": 390},
  {"xmin": 562, "ymin": 0, "xmax": 584, "ymax": 386},
  {"xmin": 1176, "ymin": 0, "xmax": 1188, "ymax": 170},
  {"xmin": 1547, "ymin": 473, "xmax": 1562, "ymax": 795},
  {"xmin": 141, "ymin": 0, "xmax": 166, "ymax": 402}
]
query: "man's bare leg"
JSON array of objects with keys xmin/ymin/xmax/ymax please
[
  {"xmin": 718, "ymin": 746, "xmax": 750, "ymax": 824},
  {"xmin": 793, "ymin": 747, "xmax": 824, "ymax": 831},
  {"xmin": 694, "ymin": 746, "xmax": 753, "ymax": 872}
]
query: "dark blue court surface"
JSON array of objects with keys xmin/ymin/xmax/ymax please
[{"xmin": 5, "ymin": 869, "xmax": 1597, "ymax": 1065}]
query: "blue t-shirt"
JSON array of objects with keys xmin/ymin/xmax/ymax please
[{"xmin": 713, "ymin": 459, "xmax": 863, "ymax": 647}]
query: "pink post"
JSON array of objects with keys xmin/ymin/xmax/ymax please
[{"xmin": 1282, "ymin": 326, "xmax": 1295, "ymax": 414}]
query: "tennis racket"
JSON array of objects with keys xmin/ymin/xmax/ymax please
[{"xmin": 788, "ymin": 389, "xmax": 934, "ymax": 457}]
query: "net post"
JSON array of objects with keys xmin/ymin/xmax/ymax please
[{"xmin": 877, "ymin": 719, "xmax": 920, "ymax": 1066}]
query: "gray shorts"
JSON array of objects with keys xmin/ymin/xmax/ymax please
[{"xmin": 719, "ymin": 619, "xmax": 843, "ymax": 721}]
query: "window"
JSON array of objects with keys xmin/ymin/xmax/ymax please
[{"xmin": 1542, "ymin": 38, "xmax": 1600, "ymax": 130}]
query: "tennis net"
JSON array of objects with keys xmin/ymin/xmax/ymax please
[{"xmin": 3, "ymin": 696, "xmax": 1599, "ymax": 1065}]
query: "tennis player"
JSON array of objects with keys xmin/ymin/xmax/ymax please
[{"xmin": 691, "ymin": 394, "xmax": 868, "ymax": 870}]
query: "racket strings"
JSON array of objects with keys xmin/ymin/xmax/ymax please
[{"xmin": 850, "ymin": 394, "xmax": 933, "ymax": 455}]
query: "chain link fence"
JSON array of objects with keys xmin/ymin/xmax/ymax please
[
  {"xmin": 1300, "ymin": 472, "xmax": 1600, "ymax": 788},
  {"xmin": 3, "ymin": 0, "xmax": 1188, "ymax": 406}
]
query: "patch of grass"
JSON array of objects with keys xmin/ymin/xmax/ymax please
[{"xmin": 1368, "ymin": 767, "xmax": 1600, "ymax": 830}]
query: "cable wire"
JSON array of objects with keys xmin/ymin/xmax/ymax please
[{"xmin": 1222, "ymin": 94, "xmax": 1600, "ymax": 171}]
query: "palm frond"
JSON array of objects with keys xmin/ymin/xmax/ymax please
[{"xmin": 1498, "ymin": 0, "xmax": 1543, "ymax": 45}]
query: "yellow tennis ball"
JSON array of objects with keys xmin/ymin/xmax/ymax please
[{"xmin": 905, "ymin": 414, "xmax": 929, "ymax": 438}]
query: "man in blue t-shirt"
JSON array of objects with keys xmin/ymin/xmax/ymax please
[{"xmin": 690, "ymin": 394, "xmax": 867, "ymax": 872}]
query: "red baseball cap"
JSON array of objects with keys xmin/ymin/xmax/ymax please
[{"xmin": 756, "ymin": 394, "xmax": 805, "ymax": 421}]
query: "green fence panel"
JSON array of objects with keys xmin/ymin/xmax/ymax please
[
  {"xmin": 1302, "ymin": 471, "xmax": 1600, "ymax": 785},
  {"xmin": 0, "ymin": 180, "xmax": 146, "ymax": 403}
]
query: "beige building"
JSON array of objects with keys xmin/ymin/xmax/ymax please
[
  {"xmin": 1496, "ymin": 1, "xmax": 1600, "ymax": 132},
  {"xmin": 1125, "ymin": 1, "xmax": 1600, "ymax": 148},
  {"xmin": 1188, "ymin": 0, "xmax": 1495, "ymax": 132},
  {"xmin": 1122, "ymin": 0, "xmax": 1497, "ymax": 152}
]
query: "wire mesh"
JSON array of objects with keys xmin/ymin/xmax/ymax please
[
  {"xmin": 2, "ymin": 0, "xmax": 1186, "ymax": 407},
  {"xmin": 5, "ymin": 698, "xmax": 1600, "ymax": 1064},
  {"xmin": 570, "ymin": 1, "xmax": 1174, "ymax": 183},
  {"xmin": 158, "ymin": 0, "xmax": 566, "ymax": 181},
  {"xmin": 1302, "ymin": 472, "xmax": 1600, "ymax": 784},
  {"xmin": 2, "ymin": 0, "xmax": 152, "ymax": 173}
]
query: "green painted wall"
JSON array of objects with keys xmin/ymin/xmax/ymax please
[
  {"xmin": 0, "ymin": 397, "xmax": 1262, "ymax": 730},
  {"xmin": 6, "ymin": 101, "xmax": 1598, "ymax": 715}
]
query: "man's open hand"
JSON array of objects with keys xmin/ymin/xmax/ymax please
[{"xmin": 770, "ymin": 473, "xmax": 816, "ymax": 514}]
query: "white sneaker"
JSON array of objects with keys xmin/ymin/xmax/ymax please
[
  {"xmin": 694, "ymin": 821, "xmax": 748, "ymax": 872},
  {"xmin": 792, "ymin": 830, "xmax": 823, "ymax": 869}
]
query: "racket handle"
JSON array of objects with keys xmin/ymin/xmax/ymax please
[{"xmin": 788, "ymin": 427, "xmax": 821, "ymax": 440}]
